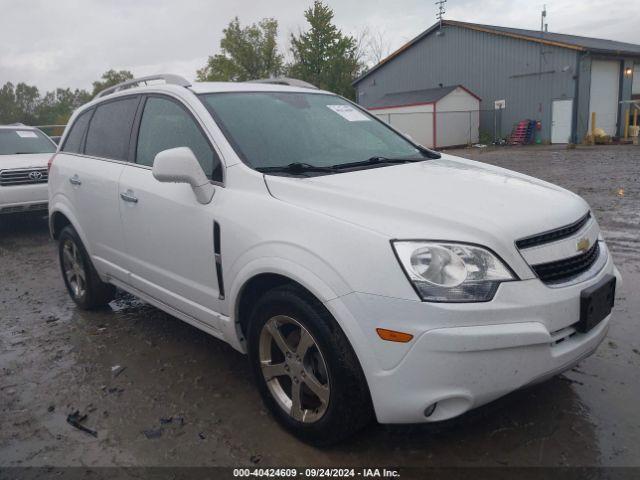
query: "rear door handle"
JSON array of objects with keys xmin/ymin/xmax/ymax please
[
  {"xmin": 120, "ymin": 190, "xmax": 138, "ymax": 203},
  {"xmin": 69, "ymin": 175, "xmax": 81, "ymax": 186}
]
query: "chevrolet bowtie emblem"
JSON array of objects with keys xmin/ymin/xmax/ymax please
[{"xmin": 576, "ymin": 237, "xmax": 590, "ymax": 253}]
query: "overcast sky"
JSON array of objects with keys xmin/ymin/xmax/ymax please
[{"xmin": 1, "ymin": 0, "xmax": 638, "ymax": 93}]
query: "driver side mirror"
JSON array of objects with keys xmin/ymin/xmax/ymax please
[{"xmin": 152, "ymin": 147, "xmax": 215, "ymax": 204}]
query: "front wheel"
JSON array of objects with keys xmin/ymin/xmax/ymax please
[
  {"xmin": 247, "ymin": 285, "xmax": 373, "ymax": 445},
  {"xmin": 58, "ymin": 225, "xmax": 115, "ymax": 309}
]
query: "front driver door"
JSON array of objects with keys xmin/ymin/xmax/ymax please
[{"xmin": 118, "ymin": 94, "xmax": 224, "ymax": 329}]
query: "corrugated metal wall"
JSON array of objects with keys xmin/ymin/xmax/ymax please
[{"xmin": 356, "ymin": 25, "xmax": 579, "ymax": 142}]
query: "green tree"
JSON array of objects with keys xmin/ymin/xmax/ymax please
[
  {"xmin": 36, "ymin": 88, "xmax": 91, "ymax": 128},
  {"xmin": 14, "ymin": 83, "xmax": 40, "ymax": 123},
  {"xmin": 91, "ymin": 69, "xmax": 134, "ymax": 97},
  {"xmin": 288, "ymin": 1, "xmax": 362, "ymax": 99},
  {"xmin": 0, "ymin": 82, "xmax": 40, "ymax": 124},
  {"xmin": 0, "ymin": 82, "xmax": 19, "ymax": 123},
  {"xmin": 0, "ymin": 69, "xmax": 115, "ymax": 129},
  {"xmin": 197, "ymin": 17, "xmax": 283, "ymax": 82}
]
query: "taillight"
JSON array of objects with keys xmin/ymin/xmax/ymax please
[{"xmin": 47, "ymin": 153, "xmax": 57, "ymax": 172}]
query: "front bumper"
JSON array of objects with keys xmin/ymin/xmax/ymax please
[
  {"xmin": 0, "ymin": 183, "xmax": 48, "ymax": 214},
  {"xmin": 325, "ymin": 247, "xmax": 621, "ymax": 424}
]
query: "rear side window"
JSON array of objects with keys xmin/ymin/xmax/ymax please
[
  {"xmin": 136, "ymin": 97, "xmax": 222, "ymax": 181},
  {"xmin": 62, "ymin": 109, "xmax": 92, "ymax": 154},
  {"xmin": 85, "ymin": 97, "xmax": 139, "ymax": 161}
]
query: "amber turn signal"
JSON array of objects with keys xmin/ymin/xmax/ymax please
[{"xmin": 376, "ymin": 328, "xmax": 413, "ymax": 343}]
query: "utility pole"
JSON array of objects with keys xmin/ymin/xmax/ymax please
[
  {"xmin": 538, "ymin": 5, "xmax": 547, "ymax": 76},
  {"xmin": 436, "ymin": 0, "xmax": 447, "ymax": 32}
]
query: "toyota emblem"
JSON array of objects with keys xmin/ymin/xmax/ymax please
[{"xmin": 28, "ymin": 171, "xmax": 43, "ymax": 181}]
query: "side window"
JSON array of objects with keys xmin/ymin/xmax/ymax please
[
  {"xmin": 136, "ymin": 97, "xmax": 222, "ymax": 181},
  {"xmin": 85, "ymin": 97, "xmax": 139, "ymax": 161},
  {"xmin": 62, "ymin": 109, "xmax": 92, "ymax": 154}
]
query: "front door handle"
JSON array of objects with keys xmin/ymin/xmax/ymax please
[
  {"xmin": 69, "ymin": 175, "xmax": 81, "ymax": 186},
  {"xmin": 120, "ymin": 190, "xmax": 138, "ymax": 203}
]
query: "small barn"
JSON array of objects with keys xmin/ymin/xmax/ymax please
[{"xmin": 368, "ymin": 85, "xmax": 480, "ymax": 149}]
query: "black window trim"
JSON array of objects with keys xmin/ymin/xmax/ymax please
[
  {"xmin": 79, "ymin": 108, "xmax": 96, "ymax": 155},
  {"xmin": 60, "ymin": 107, "xmax": 95, "ymax": 154},
  {"xmin": 132, "ymin": 93, "xmax": 224, "ymax": 185},
  {"xmin": 82, "ymin": 94, "xmax": 143, "ymax": 162}
]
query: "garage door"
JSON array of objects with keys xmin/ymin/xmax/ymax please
[{"xmin": 589, "ymin": 60, "xmax": 620, "ymax": 136}]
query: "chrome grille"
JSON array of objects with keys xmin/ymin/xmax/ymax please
[{"xmin": 0, "ymin": 168, "xmax": 48, "ymax": 186}]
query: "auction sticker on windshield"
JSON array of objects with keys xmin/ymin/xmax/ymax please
[{"xmin": 326, "ymin": 104, "xmax": 370, "ymax": 122}]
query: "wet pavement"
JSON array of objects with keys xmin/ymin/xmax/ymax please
[{"xmin": 0, "ymin": 144, "xmax": 639, "ymax": 467}]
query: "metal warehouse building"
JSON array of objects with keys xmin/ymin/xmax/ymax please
[{"xmin": 354, "ymin": 20, "xmax": 640, "ymax": 144}]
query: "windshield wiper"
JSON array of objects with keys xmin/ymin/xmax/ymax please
[
  {"xmin": 255, "ymin": 162, "xmax": 337, "ymax": 175},
  {"xmin": 330, "ymin": 156, "xmax": 425, "ymax": 170},
  {"xmin": 416, "ymin": 145, "xmax": 441, "ymax": 159}
]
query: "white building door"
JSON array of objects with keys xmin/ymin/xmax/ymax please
[
  {"xmin": 589, "ymin": 60, "xmax": 621, "ymax": 136},
  {"xmin": 551, "ymin": 99, "xmax": 573, "ymax": 143}
]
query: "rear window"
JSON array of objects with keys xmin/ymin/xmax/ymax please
[
  {"xmin": 62, "ymin": 109, "xmax": 93, "ymax": 154},
  {"xmin": 85, "ymin": 97, "xmax": 139, "ymax": 161},
  {"xmin": 0, "ymin": 129, "xmax": 56, "ymax": 155}
]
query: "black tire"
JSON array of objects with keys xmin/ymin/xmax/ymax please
[
  {"xmin": 247, "ymin": 284, "xmax": 373, "ymax": 445},
  {"xmin": 58, "ymin": 225, "xmax": 115, "ymax": 310}
]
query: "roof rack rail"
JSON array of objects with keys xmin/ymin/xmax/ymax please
[
  {"xmin": 249, "ymin": 77, "xmax": 318, "ymax": 89},
  {"xmin": 95, "ymin": 74, "xmax": 191, "ymax": 98}
]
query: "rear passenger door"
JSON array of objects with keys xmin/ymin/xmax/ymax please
[
  {"xmin": 118, "ymin": 94, "xmax": 224, "ymax": 329},
  {"xmin": 59, "ymin": 95, "xmax": 140, "ymax": 282}
]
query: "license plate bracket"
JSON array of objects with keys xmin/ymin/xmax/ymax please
[{"xmin": 577, "ymin": 274, "xmax": 616, "ymax": 333}]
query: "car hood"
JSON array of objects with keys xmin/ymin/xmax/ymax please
[
  {"xmin": 265, "ymin": 154, "xmax": 590, "ymax": 277},
  {"xmin": 0, "ymin": 153, "xmax": 51, "ymax": 171}
]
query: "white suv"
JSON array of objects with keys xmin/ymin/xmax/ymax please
[
  {"xmin": 48, "ymin": 75, "xmax": 621, "ymax": 444},
  {"xmin": 1, "ymin": 124, "xmax": 55, "ymax": 214}
]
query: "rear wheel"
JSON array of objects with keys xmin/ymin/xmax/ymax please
[
  {"xmin": 58, "ymin": 226, "xmax": 115, "ymax": 309},
  {"xmin": 247, "ymin": 284, "xmax": 373, "ymax": 445}
]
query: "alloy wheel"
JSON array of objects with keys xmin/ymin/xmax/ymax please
[
  {"xmin": 258, "ymin": 315, "xmax": 330, "ymax": 423},
  {"xmin": 62, "ymin": 239, "xmax": 86, "ymax": 299}
]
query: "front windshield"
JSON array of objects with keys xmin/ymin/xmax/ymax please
[
  {"xmin": 200, "ymin": 92, "xmax": 425, "ymax": 170},
  {"xmin": 0, "ymin": 129, "xmax": 56, "ymax": 156}
]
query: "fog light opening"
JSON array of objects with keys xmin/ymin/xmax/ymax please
[{"xmin": 424, "ymin": 403, "xmax": 437, "ymax": 418}]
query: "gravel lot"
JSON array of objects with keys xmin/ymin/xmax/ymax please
[{"xmin": 1, "ymin": 144, "xmax": 639, "ymax": 468}]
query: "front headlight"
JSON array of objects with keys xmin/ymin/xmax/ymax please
[{"xmin": 392, "ymin": 241, "xmax": 515, "ymax": 302}]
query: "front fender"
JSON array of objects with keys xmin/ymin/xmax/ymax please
[
  {"xmin": 225, "ymin": 242, "xmax": 355, "ymax": 352},
  {"xmin": 229, "ymin": 257, "xmax": 342, "ymax": 311},
  {"xmin": 226, "ymin": 251, "xmax": 380, "ymax": 385}
]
